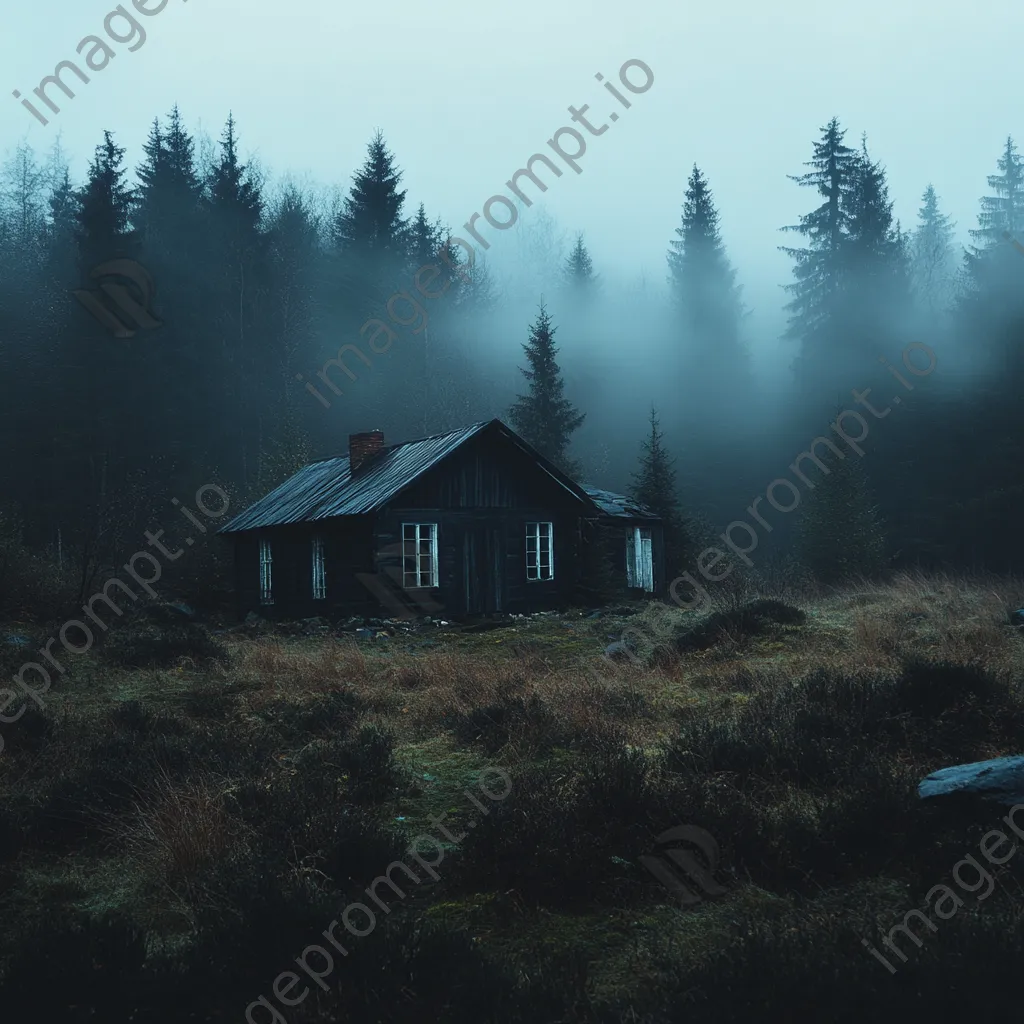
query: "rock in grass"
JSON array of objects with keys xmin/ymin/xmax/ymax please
[
  {"xmin": 603, "ymin": 640, "xmax": 633, "ymax": 662},
  {"xmin": 919, "ymin": 756, "xmax": 1024, "ymax": 806}
]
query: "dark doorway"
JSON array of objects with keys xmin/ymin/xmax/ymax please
[{"xmin": 463, "ymin": 523, "xmax": 505, "ymax": 614}]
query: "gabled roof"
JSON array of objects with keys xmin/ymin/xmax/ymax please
[
  {"xmin": 219, "ymin": 419, "xmax": 598, "ymax": 534},
  {"xmin": 582, "ymin": 486, "xmax": 660, "ymax": 520}
]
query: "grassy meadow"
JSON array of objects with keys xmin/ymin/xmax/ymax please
[{"xmin": 1, "ymin": 571, "xmax": 1024, "ymax": 1022}]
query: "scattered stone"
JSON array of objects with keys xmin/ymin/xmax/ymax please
[
  {"xmin": 603, "ymin": 640, "xmax": 633, "ymax": 661},
  {"xmin": 919, "ymin": 755, "xmax": 1024, "ymax": 806}
]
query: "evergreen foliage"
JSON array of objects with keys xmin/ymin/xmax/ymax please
[
  {"xmin": 668, "ymin": 165, "xmax": 744, "ymax": 337},
  {"xmin": 911, "ymin": 184, "xmax": 958, "ymax": 318},
  {"xmin": 508, "ymin": 304, "xmax": 585, "ymax": 477},
  {"xmin": 629, "ymin": 406, "xmax": 690, "ymax": 573},
  {"xmin": 562, "ymin": 232, "xmax": 597, "ymax": 291}
]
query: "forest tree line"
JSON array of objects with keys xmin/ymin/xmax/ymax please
[{"xmin": 0, "ymin": 109, "xmax": 1022, "ymax": 614}]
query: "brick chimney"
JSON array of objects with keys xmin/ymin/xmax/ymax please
[{"xmin": 349, "ymin": 430, "xmax": 384, "ymax": 472}]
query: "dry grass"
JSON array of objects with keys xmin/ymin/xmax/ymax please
[
  {"xmin": 830, "ymin": 569, "xmax": 1022, "ymax": 672},
  {"xmin": 4, "ymin": 570, "xmax": 1024, "ymax": 1022},
  {"xmin": 104, "ymin": 767, "xmax": 249, "ymax": 893},
  {"xmin": 200, "ymin": 570, "xmax": 1023, "ymax": 756}
]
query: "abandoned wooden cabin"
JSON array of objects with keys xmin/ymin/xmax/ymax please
[{"xmin": 218, "ymin": 419, "xmax": 664, "ymax": 620}]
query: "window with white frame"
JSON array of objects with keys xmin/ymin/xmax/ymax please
[
  {"xmin": 259, "ymin": 537, "xmax": 274, "ymax": 605},
  {"xmin": 626, "ymin": 527, "xmax": 654, "ymax": 592},
  {"xmin": 311, "ymin": 534, "xmax": 326, "ymax": 600},
  {"xmin": 526, "ymin": 522, "xmax": 554, "ymax": 581},
  {"xmin": 402, "ymin": 523, "xmax": 438, "ymax": 588}
]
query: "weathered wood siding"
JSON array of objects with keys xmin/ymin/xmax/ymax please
[{"xmin": 228, "ymin": 429, "xmax": 663, "ymax": 618}]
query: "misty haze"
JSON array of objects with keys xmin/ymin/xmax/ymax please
[{"xmin": 1, "ymin": 2, "xmax": 1024, "ymax": 1022}]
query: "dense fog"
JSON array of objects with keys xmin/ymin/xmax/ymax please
[{"xmin": 2, "ymin": 0, "xmax": 1023, "ymax": 606}]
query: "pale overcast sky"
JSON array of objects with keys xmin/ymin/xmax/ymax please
[{"xmin": 2, "ymin": 0, "xmax": 1019, "ymax": 340}]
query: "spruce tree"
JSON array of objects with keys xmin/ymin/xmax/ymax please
[
  {"xmin": 134, "ymin": 105, "xmax": 203, "ymax": 255},
  {"xmin": 562, "ymin": 232, "xmax": 597, "ymax": 291},
  {"xmin": 44, "ymin": 166, "xmax": 78, "ymax": 287},
  {"xmin": 797, "ymin": 443, "xmax": 887, "ymax": 584},
  {"xmin": 781, "ymin": 118, "xmax": 856, "ymax": 383},
  {"xmin": 206, "ymin": 113, "xmax": 263, "ymax": 249},
  {"xmin": 629, "ymin": 406, "xmax": 689, "ymax": 573},
  {"xmin": 959, "ymin": 137, "xmax": 1024, "ymax": 323},
  {"xmin": 667, "ymin": 164, "xmax": 744, "ymax": 349},
  {"xmin": 333, "ymin": 130, "xmax": 410, "ymax": 291},
  {"xmin": 266, "ymin": 185, "xmax": 319, "ymax": 447},
  {"xmin": 407, "ymin": 203, "xmax": 446, "ymax": 269},
  {"xmin": 843, "ymin": 139, "xmax": 913, "ymax": 358},
  {"xmin": 911, "ymin": 184, "xmax": 958, "ymax": 318},
  {"xmin": 509, "ymin": 304, "xmax": 585, "ymax": 476},
  {"xmin": 970, "ymin": 137, "xmax": 1024, "ymax": 247},
  {"xmin": 204, "ymin": 114, "xmax": 266, "ymax": 487},
  {"xmin": 76, "ymin": 131, "xmax": 137, "ymax": 272}
]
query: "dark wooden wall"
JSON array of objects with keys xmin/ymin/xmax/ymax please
[
  {"xmin": 227, "ymin": 430, "xmax": 665, "ymax": 619},
  {"xmin": 230, "ymin": 518, "xmax": 375, "ymax": 620},
  {"xmin": 373, "ymin": 508, "xmax": 582, "ymax": 617}
]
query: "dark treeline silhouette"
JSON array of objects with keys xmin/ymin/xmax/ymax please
[{"xmin": 1, "ymin": 109, "xmax": 1023, "ymax": 612}]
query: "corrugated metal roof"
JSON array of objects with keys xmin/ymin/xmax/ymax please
[
  {"xmin": 582, "ymin": 486, "xmax": 660, "ymax": 520},
  {"xmin": 219, "ymin": 419, "xmax": 600, "ymax": 534}
]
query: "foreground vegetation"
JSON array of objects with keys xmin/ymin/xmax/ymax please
[{"xmin": 1, "ymin": 571, "xmax": 1023, "ymax": 1022}]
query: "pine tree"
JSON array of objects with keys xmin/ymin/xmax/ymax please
[
  {"xmin": 333, "ymin": 130, "xmax": 409, "ymax": 291},
  {"xmin": 134, "ymin": 105, "xmax": 203, "ymax": 254},
  {"xmin": 781, "ymin": 118, "xmax": 856, "ymax": 382},
  {"xmin": 667, "ymin": 164, "xmax": 744, "ymax": 346},
  {"xmin": 44, "ymin": 166, "xmax": 78, "ymax": 286},
  {"xmin": 76, "ymin": 131, "xmax": 136, "ymax": 272},
  {"xmin": 797, "ymin": 442, "xmax": 887, "ymax": 584},
  {"xmin": 957, "ymin": 137, "xmax": 1024, "ymax": 342},
  {"xmin": 204, "ymin": 114, "xmax": 266, "ymax": 487},
  {"xmin": 266, "ymin": 184, "xmax": 319, "ymax": 441},
  {"xmin": 911, "ymin": 184, "xmax": 958, "ymax": 318},
  {"xmin": 629, "ymin": 406, "xmax": 689, "ymax": 572},
  {"xmin": 970, "ymin": 136, "xmax": 1024, "ymax": 247},
  {"xmin": 408, "ymin": 203, "xmax": 445, "ymax": 269},
  {"xmin": 845, "ymin": 139, "xmax": 898, "ymax": 276},
  {"xmin": 958, "ymin": 137, "xmax": 1024, "ymax": 321},
  {"xmin": 842, "ymin": 139, "xmax": 913, "ymax": 357},
  {"xmin": 207, "ymin": 113, "xmax": 263, "ymax": 250},
  {"xmin": 52, "ymin": 131, "xmax": 145, "ymax": 562},
  {"xmin": 509, "ymin": 304, "xmax": 585, "ymax": 476},
  {"xmin": 562, "ymin": 232, "xmax": 596, "ymax": 291}
]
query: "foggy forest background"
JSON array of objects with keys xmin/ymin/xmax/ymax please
[{"xmin": 0, "ymin": 108, "xmax": 1022, "ymax": 614}]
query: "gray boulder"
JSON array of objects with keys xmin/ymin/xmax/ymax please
[
  {"xmin": 919, "ymin": 755, "xmax": 1024, "ymax": 806},
  {"xmin": 603, "ymin": 640, "xmax": 634, "ymax": 662}
]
